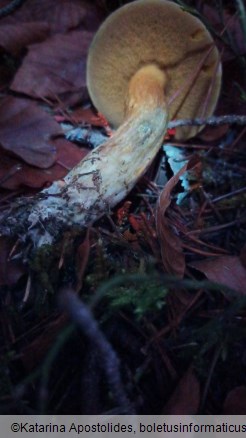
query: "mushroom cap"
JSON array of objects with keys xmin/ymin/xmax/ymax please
[{"xmin": 87, "ymin": 0, "xmax": 222, "ymax": 139}]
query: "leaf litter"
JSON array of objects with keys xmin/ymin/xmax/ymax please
[{"xmin": 0, "ymin": 0, "xmax": 245, "ymax": 415}]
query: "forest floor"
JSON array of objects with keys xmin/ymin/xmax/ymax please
[{"xmin": 0, "ymin": 0, "xmax": 245, "ymax": 414}]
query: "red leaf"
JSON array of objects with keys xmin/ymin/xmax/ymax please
[
  {"xmin": 156, "ymin": 156, "xmax": 200, "ymax": 278},
  {"xmin": 190, "ymin": 256, "xmax": 246, "ymax": 294},
  {"xmin": 0, "ymin": 96, "xmax": 61, "ymax": 168},
  {"xmin": 162, "ymin": 367, "xmax": 200, "ymax": 414},
  {"xmin": 10, "ymin": 30, "xmax": 93, "ymax": 100}
]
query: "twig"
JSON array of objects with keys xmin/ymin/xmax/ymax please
[
  {"xmin": 66, "ymin": 127, "xmax": 108, "ymax": 148},
  {"xmin": 0, "ymin": 0, "xmax": 24, "ymax": 18},
  {"xmin": 59, "ymin": 288, "xmax": 134, "ymax": 414},
  {"xmin": 212, "ymin": 186, "xmax": 246, "ymax": 203},
  {"xmin": 168, "ymin": 115, "xmax": 246, "ymax": 129},
  {"xmin": 231, "ymin": 126, "xmax": 246, "ymax": 149},
  {"xmin": 67, "ymin": 115, "xmax": 246, "ymax": 149},
  {"xmin": 186, "ymin": 214, "xmax": 246, "ymax": 236},
  {"xmin": 200, "ymin": 342, "xmax": 223, "ymax": 412}
]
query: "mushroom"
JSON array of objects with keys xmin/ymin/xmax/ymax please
[
  {"xmin": 87, "ymin": 0, "xmax": 222, "ymax": 140},
  {"xmin": 25, "ymin": 0, "xmax": 221, "ymax": 247}
]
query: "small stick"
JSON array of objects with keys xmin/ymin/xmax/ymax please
[
  {"xmin": 168, "ymin": 115, "xmax": 246, "ymax": 129},
  {"xmin": 67, "ymin": 114, "xmax": 246, "ymax": 147},
  {"xmin": 212, "ymin": 186, "xmax": 246, "ymax": 203}
]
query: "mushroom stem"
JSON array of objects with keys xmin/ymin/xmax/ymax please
[
  {"xmin": 126, "ymin": 64, "xmax": 167, "ymax": 117},
  {"xmin": 26, "ymin": 65, "xmax": 168, "ymax": 247}
]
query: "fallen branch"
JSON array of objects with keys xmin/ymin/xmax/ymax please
[{"xmin": 59, "ymin": 288, "xmax": 134, "ymax": 414}]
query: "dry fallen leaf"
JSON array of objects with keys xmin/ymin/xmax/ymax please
[
  {"xmin": 1, "ymin": 0, "xmax": 101, "ymax": 34},
  {"xmin": 10, "ymin": 30, "xmax": 93, "ymax": 101},
  {"xmin": 156, "ymin": 156, "xmax": 200, "ymax": 278},
  {"xmin": 0, "ymin": 22, "xmax": 49, "ymax": 55},
  {"xmin": 0, "ymin": 138, "xmax": 88, "ymax": 190},
  {"xmin": 0, "ymin": 96, "xmax": 61, "ymax": 168},
  {"xmin": 190, "ymin": 255, "xmax": 246, "ymax": 295}
]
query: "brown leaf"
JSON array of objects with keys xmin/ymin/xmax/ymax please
[
  {"xmin": 0, "ymin": 22, "xmax": 49, "ymax": 55},
  {"xmin": 10, "ymin": 30, "xmax": 93, "ymax": 100},
  {"xmin": 156, "ymin": 156, "xmax": 200, "ymax": 278},
  {"xmin": 2, "ymin": 0, "xmax": 101, "ymax": 34},
  {"xmin": 0, "ymin": 138, "xmax": 88, "ymax": 190},
  {"xmin": 52, "ymin": 138, "xmax": 89, "ymax": 171},
  {"xmin": 223, "ymin": 386, "xmax": 246, "ymax": 414},
  {"xmin": 162, "ymin": 367, "xmax": 200, "ymax": 414},
  {"xmin": 190, "ymin": 256, "xmax": 246, "ymax": 294},
  {"xmin": 0, "ymin": 96, "xmax": 61, "ymax": 168},
  {"xmin": 156, "ymin": 219, "xmax": 185, "ymax": 278}
]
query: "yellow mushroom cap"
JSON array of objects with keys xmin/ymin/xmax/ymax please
[{"xmin": 87, "ymin": 0, "xmax": 222, "ymax": 139}]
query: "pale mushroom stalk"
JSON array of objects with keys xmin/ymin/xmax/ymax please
[{"xmin": 27, "ymin": 65, "xmax": 168, "ymax": 246}]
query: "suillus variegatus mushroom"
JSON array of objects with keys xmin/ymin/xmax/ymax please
[
  {"xmin": 87, "ymin": 0, "xmax": 221, "ymax": 139},
  {"xmin": 26, "ymin": 0, "xmax": 222, "ymax": 246}
]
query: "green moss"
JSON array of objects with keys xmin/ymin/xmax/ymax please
[{"xmin": 102, "ymin": 273, "xmax": 168, "ymax": 320}]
